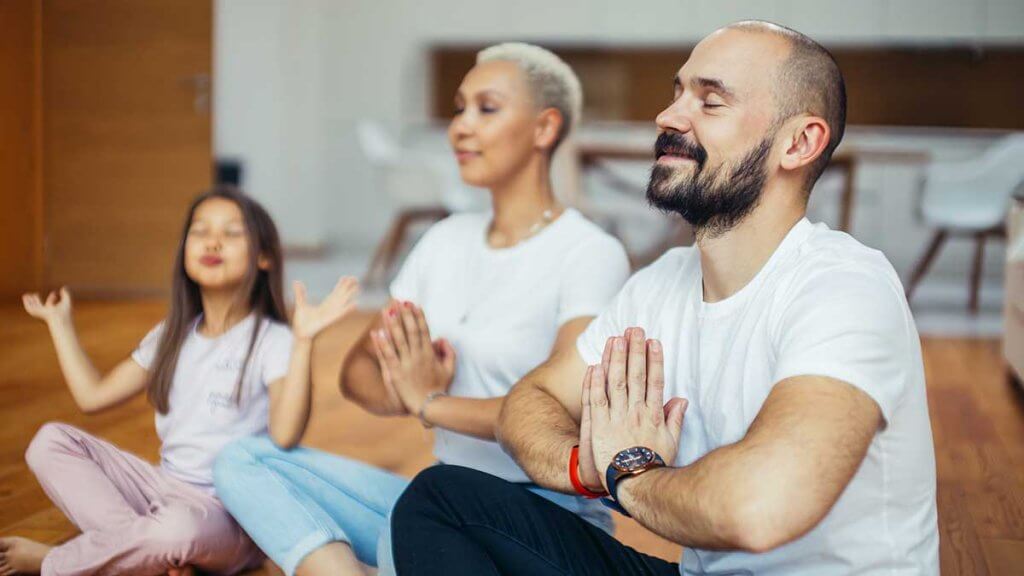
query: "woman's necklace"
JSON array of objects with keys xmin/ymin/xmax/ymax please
[
  {"xmin": 460, "ymin": 205, "xmax": 562, "ymax": 325},
  {"xmin": 525, "ymin": 207, "xmax": 557, "ymax": 237},
  {"xmin": 487, "ymin": 205, "xmax": 559, "ymax": 249}
]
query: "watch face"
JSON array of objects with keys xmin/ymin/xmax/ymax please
[{"xmin": 613, "ymin": 446, "xmax": 655, "ymax": 472}]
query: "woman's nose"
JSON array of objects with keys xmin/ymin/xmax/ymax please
[{"xmin": 450, "ymin": 111, "xmax": 475, "ymax": 137}]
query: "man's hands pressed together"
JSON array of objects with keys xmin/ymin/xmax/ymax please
[{"xmin": 579, "ymin": 327, "xmax": 688, "ymax": 493}]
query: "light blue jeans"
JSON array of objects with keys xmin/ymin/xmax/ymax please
[{"xmin": 213, "ymin": 436, "xmax": 613, "ymax": 576}]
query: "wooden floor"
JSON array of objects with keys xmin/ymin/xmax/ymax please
[{"xmin": 1, "ymin": 300, "xmax": 1023, "ymax": 574}]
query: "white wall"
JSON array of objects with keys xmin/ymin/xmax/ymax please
[
  {"xmin": 214, "ymin": 0, "xmax": 331, "ymax": 248},
  {"xmin": 215, "ymin": 0, "xmax": 1024, "ymax": 263}
]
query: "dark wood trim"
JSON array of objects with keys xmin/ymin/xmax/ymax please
[{"xmin": 431, "ymin": 45, "xmax": 1024, "ymax": 130}]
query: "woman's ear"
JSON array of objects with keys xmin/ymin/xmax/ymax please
[
  {"xmin": 534, "ymin": 108, "xmax": 564, "ymax": 153},
  {"xmin": 257, "ymin": 254, "xmax": 271, "ymax": 271}
]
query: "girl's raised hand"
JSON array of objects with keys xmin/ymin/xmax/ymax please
[
  {"xmin": 22, "ymin": 287, "xmax": 73, "ymax": 326},
  {"xmin": 291, "ymin": 277, "xmax": 360, "ymax": 340}
]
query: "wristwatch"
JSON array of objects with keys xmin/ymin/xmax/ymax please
[{"xmin": 604, "ymin": 446, "xmax": 666, "ymax": 515}]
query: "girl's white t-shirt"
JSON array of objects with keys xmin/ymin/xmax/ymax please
[
  {"xmin": 132, "ymin": 314, "xmax": 293, "ymax": 490},
  {"xmin": 391, "ymin": 208, "xmax": 630, "ymax": 482},
  {"xmin": 577, "ymin": 218, "xmax": 939, "ymax": 575}
]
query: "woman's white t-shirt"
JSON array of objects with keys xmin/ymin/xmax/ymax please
[
  {"xmin": 132, "ymin": 314, "xmax": 293, "ymax": 490},
  {"xmin": 578, "ymin": 218, "xmax": 939, "ymax": 575},
  {"xmin": 391, "ymin": 208, "xmax": 630, "ymax": 482}
]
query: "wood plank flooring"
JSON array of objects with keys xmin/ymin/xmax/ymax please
[{"xmin": 1, "ymin": 300, "xmax": 1022, "ymax": 574}]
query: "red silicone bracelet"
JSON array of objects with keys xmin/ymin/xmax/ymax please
[{"xmin": 570, "ymin": 445, "xmax": 608, "ymax": 499}]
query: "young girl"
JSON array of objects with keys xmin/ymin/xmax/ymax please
[{"xmin": 0, "ymin": 187, "xmax": 359, "ymax": 576}]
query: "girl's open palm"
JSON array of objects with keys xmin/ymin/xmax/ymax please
[
  {"xmin": 22, "ymin": 287, "xmax": 73, "ymax": 325},
  {"xmin": 292, "ymin": 277, "xmax": 360, "ymax": 340}
]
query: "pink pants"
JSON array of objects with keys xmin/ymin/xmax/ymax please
[{"xmin": 25, "ymin": 422, "xmax": 263, "ymax": 576}]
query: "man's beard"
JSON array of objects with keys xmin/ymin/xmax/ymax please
[{"xmin": 646, "ymin": 132, "xmax": 772, "ymax": 240}]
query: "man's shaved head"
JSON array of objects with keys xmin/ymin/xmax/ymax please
[{"xmin": 725, "ymin": 20, "xmax": 847, "ymax": 189}]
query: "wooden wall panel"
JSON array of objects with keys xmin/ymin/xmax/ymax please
[
  {"xmin": 432, "ymin": 45, "xmax": 1024, "ymax": 130},
  {"xmin": 43, "ymin": 0, "xmax": 213, "ymax": 297},
  {"xmin": 0, "ymin": 0, "xmax": 42, "ymax": 299}
]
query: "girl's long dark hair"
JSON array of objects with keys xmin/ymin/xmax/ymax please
[{"xmin": 147, "ymin": 186, "xmax": 287, "ymax": 414}]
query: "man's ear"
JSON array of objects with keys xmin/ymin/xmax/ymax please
[
  {"xmin": 779, "ymin": 115, "xmax": 830, "ymax": 173},
  {"xmin": 534, "ymin": 108, "xmax": 564, "ymax": 153}
]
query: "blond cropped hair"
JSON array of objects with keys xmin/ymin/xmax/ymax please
[{"xmin": 477, "ymin": 42, "xmax": 583, "ymax": 152}]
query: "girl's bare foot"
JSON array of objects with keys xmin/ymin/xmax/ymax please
[{"xmin": 0, "ymin": 537, "xmax": 51, "ymax": 575}]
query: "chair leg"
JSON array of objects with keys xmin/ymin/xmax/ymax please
[
  {"xmin": 969, "ymin": 232, "xmax": 987, "ymax": 314},
  {"xmin": 365, "ymin": 208, "xmax": 452, "ymax": 287},
  {"xmin": 906, "ymin": 229, "xmax": 948, "ymax": 304},
  {"xmin": 364, "ymin": 215, "xmax": 409, "ymax": 287},
  {"xmin": 377, "ymin": 213, "xmax": 418, "ymax": 279}
]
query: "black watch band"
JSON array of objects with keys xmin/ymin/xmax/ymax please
[{"xmin": 604, "ymin": 447, "xmax": 666, "ymax": 516}]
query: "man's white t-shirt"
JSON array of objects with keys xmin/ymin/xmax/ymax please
[
  {"xmin": 392, "ymin": 208, "xmax": 630, "ymax": 482},
  {"xmin": 133, "ymin": 314, "xmax": 293, "ymax": 491},
  {"xmin": 578, "ymin": 218, "xmax": 939, "ymax": 575}
]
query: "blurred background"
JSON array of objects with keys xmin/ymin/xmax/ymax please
[
  {"xmin": 2, "ymin": 1, "xmax": 1024, "ymax": 573},
  {"xmin": 3, "ymin": 0, "xmax": 1024, "ymax": 334}
]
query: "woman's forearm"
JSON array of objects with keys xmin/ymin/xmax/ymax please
[
  {"xmin": 340, "ymin": 343, "xmax": 407, "ymax": 416},
  {"xmin": 422, "ymin": 395, "xmax": 505, "ymax": 441}
]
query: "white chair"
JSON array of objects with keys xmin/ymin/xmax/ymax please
[
  {"xmin": 358, "ymin": 121, "xmax": 481, "ymax": 286},
  {"xmin": 906, "ymin": 133, "xmax": 1024, "ymax": 312}
]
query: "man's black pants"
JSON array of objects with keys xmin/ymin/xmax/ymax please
[{"xmin": 390, "ymin": 464, "xmax": 680, "ymax": 575}]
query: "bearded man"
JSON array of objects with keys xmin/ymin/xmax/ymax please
[{"xmin": 390, "ymin": 20, "xmax": 939, "ymax": 576}]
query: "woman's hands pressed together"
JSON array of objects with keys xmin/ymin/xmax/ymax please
[{"xmin": 370, "ymin": 301, "xmax": 456, "ymax": 417}]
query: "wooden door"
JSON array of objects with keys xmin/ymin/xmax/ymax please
[
  {"xmin": 0, "ymin": 0, "xmax": 42, "ymax": 299},
  {"xmin": 43, "ymin": 0, "xmax": 213, "ymax": 296}
]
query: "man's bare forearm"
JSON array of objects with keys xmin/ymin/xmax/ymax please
[
  {"xmin": 615, "ymin": 446, "xmax": 751, "ymax": 551},
  {"xmin": 616, "ymin": 376, "xmax": 881, "ymax": 553},
  {"xmin": 497, "ymin": 378, "xmax": 578, "ymax": 493}
]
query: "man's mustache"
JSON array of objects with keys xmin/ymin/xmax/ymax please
[{"xmin": 654, "ymin": 132, "xmax": 707, "ymax": 169}]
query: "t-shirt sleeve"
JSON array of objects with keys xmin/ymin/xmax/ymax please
[
  {"xmin": 389, "ymin": 222, "xmax": 442, "ymax": 303},
  {"xmin": 259, "ymin": 322, "xmax": 295, "ymax": 386},
  {"xmin": 131, "ymin": 321, "xmax": 165, "ymax": 371},
  {"xmin": 575, "ymin": 264, "xmax": 654, "ymax": 366},
  {"xmin": 556, "ymin": 233, "xmax": 631, "ymax": 326},
  {"xmin": 771, "ymin": 264, "xmax": 912, "ymax": 424}
]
